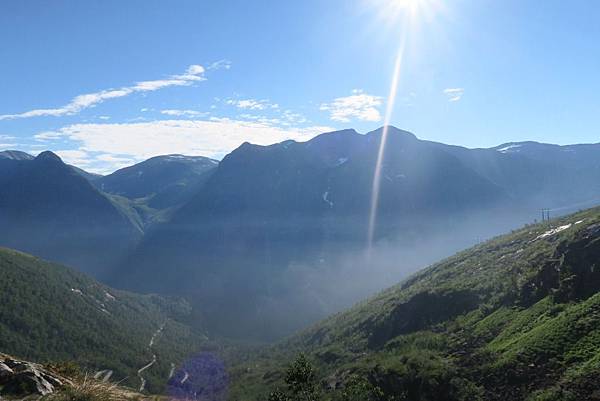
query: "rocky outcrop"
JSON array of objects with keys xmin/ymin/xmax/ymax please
[
  {"xmin": 519, "ymin": 222, "xmax": 600, "ymax": 306},
  {"xmin": 0, "ymin": 354, "xmax": 66, "ymax": 397}
]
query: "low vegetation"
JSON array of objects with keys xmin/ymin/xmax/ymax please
[
  {"xmin": 228, "ymin": 207, "xmax": 600, "ymax": 401},
  {"xmin": 0, "ymin": 248, "xmax": 206, "ymax": 394}
]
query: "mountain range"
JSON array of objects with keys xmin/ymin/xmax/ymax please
[{"xmin": 2, "ymin": 127, "xmax": 600, "ymax": 339}]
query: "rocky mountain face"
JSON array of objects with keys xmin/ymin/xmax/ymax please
[{"xmin": 228, "ymin": 206, "xmax": 600, "ymax": 401}]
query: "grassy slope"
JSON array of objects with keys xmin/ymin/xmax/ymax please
[
  {"xmin": 0, "ymin": 247, "xmax": 206, "ymax": 394},
  {"xmin": 229, "ymin": 207, "xmax": 600, "ymax": 401}
]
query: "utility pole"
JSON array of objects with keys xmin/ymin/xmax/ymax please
[{"xmin": 541, "ymin": 208, "xmax": 551, "ymax": 222}]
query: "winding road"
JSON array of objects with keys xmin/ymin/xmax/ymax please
[{"xmin": 137, "ymin": 323, "xmax": 165, "ymax": 392}]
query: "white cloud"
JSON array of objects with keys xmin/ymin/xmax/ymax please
[
  {"xmin": 443, "ymin": 88, "xmax": 464, "ymax": 102},
  {"xmin": 207, "ymin": 60, "xmax": 232, "ymax": 71},
  {"xmin": 160, "ymin": 109, "xmax": 208, "ymax": 117},
  {"xmin": 225, "ymin": 98, "xmax": 279, "ymax": 110},
  {"xmin": 34, "ymin": 131, "xmax": 64, "ymax": 141},
  {"xmin": 186, "ymin": 65, "xmax": 205, "ymax": 75},
  {"xmin": 54, "ymin": 149, "xmax": 93, "ymax": 167},
  {"xmin": 320, "ymin": 90, "xmax": 383, "ymax": 122},
  {"xmin": 0, "ymin": 135, "xmax": 16, "ymax": 150},
  {"xmin": 0, "ymin": 65, "xmax": 208, "ymax": 121},
  {"xmin": 35, "ymin": 119, "xmax": 334, "ymax": 173}
]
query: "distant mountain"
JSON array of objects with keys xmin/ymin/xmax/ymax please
[
  {"xmin": 487, "ymin": 141, "xmax": 600, "ymax": 204},
  {"xmin": 229, "ymin": 206, "xmax": 600, "ymax": 401},
  {"xmin": 96, "ymin": 154, "xmax": 218, "ymax": 209},
  {"xmin": 0, "ymin": 149, "xmax": 103, "ymax": 181},
  {"xmin": 0, "ymin": 247, "xmax": 205, "ymax": 394},
  {"xmin": 114, "ymin": 127, "xmax": 540, "ymax": 339},
  {"xmin": 0, "ymin": 151, "xmax": 140, "ymax": 278},
  {"xmin": 114, "ymin": 127, "xmax": 600, "ymax": 340},
  {"xmin": 0, "ymin": 150, "xmax": 34, "ymax": 161},
  {"xmin": 5, "ymin": 129, "xmax": 600, "ymax": 342}
]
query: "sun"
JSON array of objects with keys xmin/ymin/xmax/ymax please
[
  {"xmin": 367, "ymin": 0, "xmax": 427, "ymax": 27},
  {"xmin": 392, "ymin": 0, "xmax": 422, "ymax": 13},
  {"xmin": 369, "ymin": 0, "xmax": 443, "ymax": 26}
]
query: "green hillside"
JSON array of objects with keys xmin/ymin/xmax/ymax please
[
  {"xmin": 229, "ymin": 207, "xmax": 600, "ymax": 401},
  {"xmin": 0, "ymin": 247, "xmax": 206, "ymax": 394}
]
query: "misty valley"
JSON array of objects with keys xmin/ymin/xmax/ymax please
[{"xmin": 2, "ymin": 0, "xmax": 600, "ymax": 399}]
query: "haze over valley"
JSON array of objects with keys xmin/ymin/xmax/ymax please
[{"xmin": 2, "ymin": 1, "xmax": 600, "ymax": 400}]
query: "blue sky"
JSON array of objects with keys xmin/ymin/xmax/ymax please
[{"xmin": 1, "ymin": 0, "xmax": 599, "ymax": 173}]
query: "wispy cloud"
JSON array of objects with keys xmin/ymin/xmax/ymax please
[
  {"xmin": 320, "ymin": 89, "xmax": 383, "ymax": 122},
  {"xmin": 0, "ymin": 64, "xmax": 208, "ymax": 121},
  {"xmin": 225, "ymin": 98, "xmax": 279, "ymax": 110},
  {"xmin": 160, "ymin": 109, "xmax": 208, "ymax": 117},
  {"xmin": 0, "ymin": 134, "xmax": 16, "ymax": 150},
  {"xmin": 207, "ymin": 59, "xmax": 232, "ymax": 71},
  {"xmin": 443, "ymin": 88, "xmax": 464, "ymax": 102},
  {"xmin": 35, "ymin": 119, "xmax": 333, "ymax": 173}
]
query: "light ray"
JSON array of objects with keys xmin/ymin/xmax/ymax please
[
  {"xmin": 366, "ymin": 26, "xmax": 409, "ymax": 257},
  {"xmin": 366, "ymin": 0, "xmax": 437, "ymax": 257}
]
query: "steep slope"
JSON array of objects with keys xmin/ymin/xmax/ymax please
[
  {"xmin": 116, "ymin": 127, "xmax": 513, "ymax": 340},
  {"xmin": 96, "ymin": 154, "xmax": 218, "ymax": 210},
  {"xmin": 0, "ymin": 247, "xmax": 206, "ymax": 394},
  {"xmin": 69, "ymin": 165, "xmax": 103, "ymax": 182},
  {"xmin": 229, "ymin": 206, "xmax": 600, "ymax": 401},
  {"xmin": 0, "ymin": 151, "xmax": 140, "ymax": 278}
]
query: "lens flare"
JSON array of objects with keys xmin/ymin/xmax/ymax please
[
  {"xmin": 366, "ymin": 33, "xmax": 408, "ymax": 257},
  {"xmin": 366, "ymin": 0, "xmax": 440, "ymax": 256}
]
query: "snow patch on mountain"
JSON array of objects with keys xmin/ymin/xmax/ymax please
[{"xmin": 496, "ymin": 144, "xmax": 523, "ymax": 153}]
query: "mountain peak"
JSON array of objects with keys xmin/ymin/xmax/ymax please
[
  {"xmin": 34, "ymin": 151, "xmax": 63, "ymax": 164},
  {"xmin": 366, "ymin": 126, "xmax": 418, "ymax": 140}
]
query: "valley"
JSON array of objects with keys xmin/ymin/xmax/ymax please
[
  {"xmin": 3, "ymin": 128, "xmax": 600, "ymax": 340},
  {"xmin": 2, "ymin": 2, "xmax": 598, "ymax": 399}
]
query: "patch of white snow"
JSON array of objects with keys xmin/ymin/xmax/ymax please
[
  {"xmin": 497, "ymin": 144, "xmax": 522, "ymax": 153},
  {"xmin": 536, "ymin": 224, "xmax": 572, "ymax": 240}
]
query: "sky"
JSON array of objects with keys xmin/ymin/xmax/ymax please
[{"xmin": 1, "ymin": 0, "xmax": 599, "ymax": 173}]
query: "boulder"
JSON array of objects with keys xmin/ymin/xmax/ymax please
[
  {"xmin": 0, "ymin": 362, "xmax": 13, "ymax": 382},
  {"xmin": 0, "ymin": 357, "xmax": 63, "ymax": 397}
]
